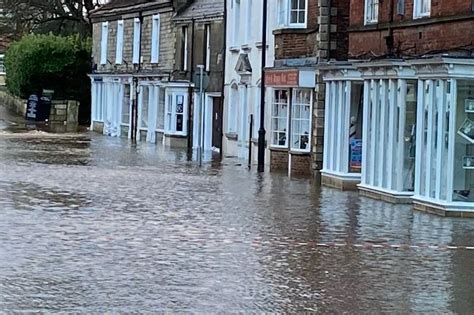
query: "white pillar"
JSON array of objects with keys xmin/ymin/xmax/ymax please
[{"xmin": 361, "ymin": 81, "xmax": 370, "ymax": 185}]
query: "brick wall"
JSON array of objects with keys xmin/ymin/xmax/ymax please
[
  {"xmin": 349, "ymin": 0, "xmax": 474, "ymax": 57},
  {"xmin": 92, "ymin": 9, "xmax": 176, "ymax": 74},
  {"xmin": 269, "ymin": 150, "xmax": 312, "ymax": 175}
]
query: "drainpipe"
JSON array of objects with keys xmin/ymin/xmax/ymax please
[
  {"xmin": 257, "ymin": 0, "xmax": 268, "ymax": 172},
  {"xmin": 188, "ymin": 18, "xmax": 196, "ymax": 152},
  {"xmin": 219, "ymin": 0, "xmax": 227, "ymax": 159},
  {"xmin": 132, "ymin": 11, "xmax": 144, "ymax": 144},
  {"xmin": 387, "ymin": 0, "xmax": 395, "ymax": 57}
]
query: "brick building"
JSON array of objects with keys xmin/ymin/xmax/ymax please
[
  {"xmin": 264, "ymin": 0, "xmax": 350, "ymax": 175},
  {"xmin": 223, "ymin": 0, "xmax": 350, "ymax": 174},
  {"xmin": 320, "ymin": 0, "xmax": 474, "ymax": 216},
  {"xmin": 89, "ymin": 0, "xmax": 224, "ymax": 150}
]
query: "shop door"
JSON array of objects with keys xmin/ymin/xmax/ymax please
[{"xmin": 212, "ymin": 97, "xmax": 222, "ymax": 149}]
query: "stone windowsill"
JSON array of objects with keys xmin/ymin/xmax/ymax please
[
  {"xmin": 273, "ymin": 27, "xmax": 316, "ymax": 35},
  {"xmin": 255, "ymin": 42, "xmax": 269, "ymax": 50},
  {"xmin": 226, "ymin": 132, "xmax": 238, "ymax": 141},
  {"xmin": 269, "ymin": 146, "xmax": 311, "ymax": 155},
  {"xmin": 229, "ymin": 46, "xmax": 240, "ymax": 53}
]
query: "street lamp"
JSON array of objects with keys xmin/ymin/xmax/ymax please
[{"xmin": 257, "ymin": 0, "xmax": 268, "ymax": 172}]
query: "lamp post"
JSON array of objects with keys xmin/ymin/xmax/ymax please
[
  {"xmin": 257, "ymin": 0, "xmax": 268, "ymax": 172},
  {"xmin": 197, "ymin": 64, "xmax": 205, "ymax": 167}
]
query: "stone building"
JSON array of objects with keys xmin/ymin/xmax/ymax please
[
  {"xmin": 320, "ymin": 0, "xmax": 474, "ymax": 216},
  {"xmin": 222, "ymin": 0, "xmax": 350, "ymax": 174},
  {"xmin": 89, "ymin": 0, "xmax": 224, "ymax": 149}
]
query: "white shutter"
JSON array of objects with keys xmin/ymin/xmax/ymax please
[
  {"xmin": 100, "ymin": 22, "xmax": 108, "ymax": 65},
  {"xmin": 151, "ymin": 14, "xmax": 161, "ymax": 63},
  {"xmin": 115, "ymin": 20, "xmax": 124, "ymax": 64},
  {"xmin": 133, "ymin": 17, "xmax": 141, "ymax": 64}
]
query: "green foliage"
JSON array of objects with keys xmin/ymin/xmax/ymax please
[{"xmin": 4, "ymin": 34, "xmax": 92, "ymax": 101}]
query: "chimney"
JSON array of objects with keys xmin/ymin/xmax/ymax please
[{"xmin": 172, "ymin": 0, "xmax": 193, "ymax": 12}]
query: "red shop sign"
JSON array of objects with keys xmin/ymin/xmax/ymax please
[{"xmin": 265, "ymin": 70, "xmax": 299, "ymax": 87}]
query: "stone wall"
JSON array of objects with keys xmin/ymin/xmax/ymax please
[
  {"xmin": 0, "ymin": 90, "xmax": 27, "ymax": 116},
  {"xmin": 270, "ymin": 150, "xmax": 312, "ymax": 175},
  {"xmin": 49, "ymin": 100, "xmax": 79, "ymax": 125}
]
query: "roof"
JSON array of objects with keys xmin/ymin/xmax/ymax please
[
  {"xmin": 174, "ymin": 0, "xmax": 224, "ymax": 22},
  {"xmin": 90, "ymin": 0, "xmax": 172, "ymax": 19}
]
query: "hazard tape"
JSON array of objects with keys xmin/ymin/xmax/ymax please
[{"xmin": 248, "ymin": 239, "xmax": 474, "ymax": 251}]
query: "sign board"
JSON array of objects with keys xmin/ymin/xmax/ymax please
[
  {"xmin": 265, "ymin": 70, "xmax": 299, "ymax": 87},
  {"xmin": 26, "ymin": 94, "xmax": 39, "ymax": 120},
  {"xmin": 350, "ymin": 139, "xmax": 363, "ymax": 173},
  {"xmin": 25, "ymin": 93, "xmax": 52, "ymax": 122}
]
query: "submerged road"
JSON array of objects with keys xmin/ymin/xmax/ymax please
[{"xmin": 0, "ymin": 105, "xmax": 473, "ymax": 313}]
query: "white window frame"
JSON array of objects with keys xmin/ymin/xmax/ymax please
[
  {"xmin": 115, "ymin": 20, "xmax": 124, "ymax": 64},
  {"xmin": 100, "ymin": 22, "xmax": 108, "ymax": 65},
  {"xmin": 232, "ymin": 0, "xmax": 241, "ymax": 47},
  {"xmin": 290, "ymin": 89, "xmax": 312, "ymax": 152},
  {"xmin": 364, "ymin": 0, "xmax": 379, "ymax": 24},
  {"xmin": 271, "ymin": 89, "xmax": 290, "ymax": 149},
  {"xmin": 278, "ymin": 0, "xmax": 308, "ymax": 28},
  {"xmin": 413, "ymin": 0, "xmax": 431, "ymax": 19},
  {"xmin": 205, "ymin": 24, "xmax": 211, "ymax": 71},
  {"xmin": 181, "ymin": 26, "xmax": 188, "ymax": 71},
  {"xmin": 165, "ymin": 89, "xmax": 188, "ymax": 136},
  {"xmin": 151, "ymin": 14, "xmax": 161, "ymax": 64},
  {"xmin": 133, "ymin": 17, "xmax": 141, "ymax": 64},
  {"xmin": 120, "ymin": 83, "xmax": 131, "ymax": 126}
]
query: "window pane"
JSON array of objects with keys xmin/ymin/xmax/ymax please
[
  {"xmin": 141, "ymin": 86, "xmax": 149, "ymax": 128},
  {"xmin": 121, "ymin": 84, "xmax": 131, "ymax": 125},
  {"xmin": 157, "ymin": 88, "xmax": 165, "ymax": 130}
]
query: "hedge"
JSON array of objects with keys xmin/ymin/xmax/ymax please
[{"xmin": 4, "ymin": 34, "xmax": 92, "ymax": 102}]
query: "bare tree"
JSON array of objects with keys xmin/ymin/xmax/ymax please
[{"xmin": 0, "ymin": 0, "xmax": 104, "ymax": 38}]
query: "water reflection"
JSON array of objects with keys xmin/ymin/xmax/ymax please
[{"xmin": 0, "ymin": 119, "xmax": 473, "ymax": 312}]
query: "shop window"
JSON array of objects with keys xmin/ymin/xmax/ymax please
[
  {"xmin": 156, "ymin": 88, "xmax": 165, "ymax": 131},
  {"xmin": 291, "ymin": 89, "xmax": 311, "ymax": 151},
  {"xmin": 271, "ymin": 89, "xmax": 289, "ymax": 148},
  {"xmin": 364, "ymin": 0, "xmax": 379, "ymax": 24},
  {"xmin": 140, "ymin": 86, "xmax": 150, "ymax": 129},
  {"xmin": 166, "ymin": 91, "xmax": 187, "ymax": 135},
  {"xmin": 403, "ymin": 81, "xmax": 418, "ymax": 192},
  {"xmin": 414, "ymin": 0, "xmax": 430, "ymax": 19},
  {"xmin": 278, "ymin": 0, "xmax": 308, "ymax": 28},
  {"xmin": 228, "ymin": 84, "xmax": 239, "ymax": 133},
  {"xmin": 348, "ymin": 83, "xmax": 364, "ymax": 173},
  {"xmin": 453, "ymin": 80, "xmax": 474, "ymax": 202},
  {"xmin": 121, "ymin": 84, "xmax": 131, "ymax": 125}
]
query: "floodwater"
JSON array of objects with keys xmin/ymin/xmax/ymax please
[{"xmin": 0, "ymin": 106, "xmax": 473, "ymax": 313}]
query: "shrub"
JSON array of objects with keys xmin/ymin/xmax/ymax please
[{"xmin": 4, "ymin": 34, "xmax": 91, "ymax": 102}]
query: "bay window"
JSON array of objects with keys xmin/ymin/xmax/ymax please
[
  {"xmin": 278, "ymin": 0, "xmax": 308, "ymax": 28},
  {"xmin": 365, "ymin": 0, "xmax": 379, "ymax": 24},
  {"xmin": 271, "ymin": 88, "xmax": 312, "ymax": 150}
]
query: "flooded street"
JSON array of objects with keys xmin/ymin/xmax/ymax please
[{"xmin": 0, "ymin": 106, "xmax": 473, "ymax": 313}]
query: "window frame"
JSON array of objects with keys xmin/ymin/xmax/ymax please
[
  {"xmin": 204, "ymin": 24, "xmax": 211, "ymax": 72},
  {"xmin": 100, "ymin": 22, "xmax": 109, "ymax": 65},
  {"xmin": 165, "ymin": 89, "xmax": 188, "ymax": 136},
  {"xmin": 364, "ymin": 0, "xmax": 379, "ymax": 25},
  {"xmin": 132, "ymin": 17, "xmax": 141, "ymax": 64},
  {"xmin": 271, "ymin": 89, "xmax": 290, "ymax": 149},
  {"xmin": 278, "ymin": 0, "xmax": 308, "ymax": 29},
  {"xmin": 151, "ymin": 14, "xmax": 161, "ymax": 64},
  {"xmin": 181, "ymin": 26, "xmax": 188, "ymax": 71},
  {"xmin": 413, "ymin": 0, "xmax": 431, "ymax": 19},
  {"xmin": 290, "ymin": 88, "xmax": 312, "ymax": 153},
  {"xmin": 115, "ymin": 20, "xmax": 124, "ymax": 65}
]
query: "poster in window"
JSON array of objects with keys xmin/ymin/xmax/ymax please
[
  {"xmin": 463, "ymin": 156, "xmax": 474, "ymax": 169},
  {"xmin": 457, "ymin": 118, "xmax": 474, "ymax": 143},
  {"xmin": 465, "ymin": 99, "xmax": 474, "ymax": 113},
  {"xmin": 350, "ymin": 139, "xmax": 363, "ymax": 173}
]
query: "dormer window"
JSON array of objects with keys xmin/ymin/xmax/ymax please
[{"xmin": 278, "ymin": 0, "xmax": 308, "ymax": 28}]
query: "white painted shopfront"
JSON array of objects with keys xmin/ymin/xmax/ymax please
[
  {"xmin": 321, "ymin": 58, "xmax": 474, "ymax": 216},
  {"xmin": 90, "ymin": 75, "xmax": 191, "ymax": 147}
]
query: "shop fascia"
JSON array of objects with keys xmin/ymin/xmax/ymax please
[{"xmin": 265, "ymin": 68, "xmax": 316, "ymax": 155}]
